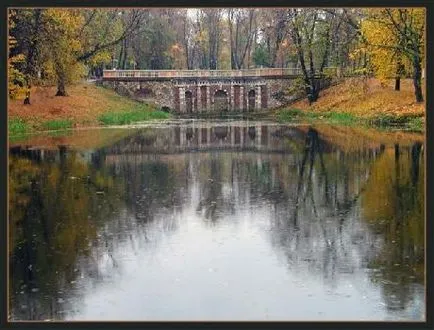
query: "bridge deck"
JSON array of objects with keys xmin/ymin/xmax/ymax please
[{"xmin": 103, "ymin": 68, "xmax": 338, "ymax": 80}]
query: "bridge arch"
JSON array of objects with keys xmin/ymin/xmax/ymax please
[
  {"xmin": 214, "ymin": 126, "xmax": 229, "ymax": 140},
  {"xmin": 134, "ymin": 87, "xmax": 155, "ymax": 98},
  {"xmin": 185, "ymin": 90, "xmax": 193, "ymax": 113},
  {"xmin": 214, "ymin": 90, "xmax": 229, "ymax": 112}
]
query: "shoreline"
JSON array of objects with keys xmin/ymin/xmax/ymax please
[
  {"xmin": 275, "ymin": 108, "xmax": 424, "ymax": 132},
  {"xmin": 8, "ymin": 78, "xmax": 425, "ymax": 137}
]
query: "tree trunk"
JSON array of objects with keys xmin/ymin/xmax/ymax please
[
  {"xmin": 308, "ymin": 79, "xmax": 319, "ymax": 103},
  {"xmin": 24, "ymin": 79, "xmax": 31, "ymax": 104},
  {"xmin": 117, "ymin": 38, "xmax": 124, "ymax": 70},
  {"xmin": 395, "ymin": 77, "xmax": 400, "ymax": 91},
  {"xmin": 24, "ymin": 89, "xmax": 31, "ymax": 105},
  {"xmin": 395, "ymin": 61, "xmax": 404, "ymax": 91},
  {"xmin": 56, "ymin": 75, "xmax": 67, "ymax": 96},
  {"xmin": 121, "ymin": 38, "xmax": 128, "ymax": 69},
  {"xmin": 412, "ymin": 57, "xmax": 423, "ymax": 102}
]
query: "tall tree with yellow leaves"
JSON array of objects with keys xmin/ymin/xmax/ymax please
[
  {"xmin": 361, "ymin": 8, "xmax": 425, "ymax": 102},
  {"xmin": 42, "ymin": 9, "xmax": 84, "ymax": 96}
]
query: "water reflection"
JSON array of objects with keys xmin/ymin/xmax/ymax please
[{"xmin": 9, "ymin": 121, "xmax": 424, "ymax": 321}]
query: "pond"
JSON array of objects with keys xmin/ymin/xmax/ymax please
[{"xmin": 8, "ymin": 120, "xmax": 425, "ymax": 321}]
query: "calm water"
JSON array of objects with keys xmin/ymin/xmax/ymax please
[{"xmin": 9, "ymin": 120, "xmax": 425, "ymax": 321}]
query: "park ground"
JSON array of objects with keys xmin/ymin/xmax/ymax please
[
  {"xmin": 8, "ymin": 77, "xmax": 425, "ymax": 136},
  {"xmin": 8, "ymin": 83, "xmax": 169, "ymax": 136},
  {"xmin": 277, "ymin": 77, "xmax": 425, "ymax": 130}
]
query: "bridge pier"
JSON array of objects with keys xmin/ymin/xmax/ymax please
[
  {"xmin": 230, "ymin": 84, "xmax": 235, "ymax": 111},
  {"xmin": 239, "ymin": 86, "xmax": 244, "ymax": 111},
  {"xmin": 256, "ymin": 86, "xmax": 262, "ymax": 110},
  {"xmin": 207, "ymin": 127, "xmax": 211, "ymax": 146},
  {"xmin": 206, "ymin": 86, "xmax": 211, "ymax": 111},
  {"xmin": 179, "ymin": 86, "xmax": 185, "ymax": 113},
  {"xmin": 196, "ymin": 85, "xmax": 201, "ymax": 112}
]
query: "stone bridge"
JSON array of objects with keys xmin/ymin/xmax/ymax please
[{"xmin": 102, "ymin": 68, "xmax": 338, "ymax": 113}]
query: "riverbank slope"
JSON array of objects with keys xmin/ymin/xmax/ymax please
[
  {"xmin": 8, "ymin": 82, "xmax": 170, "ymax": 136},
  {"xmin": 277, "ymin": 78, "xmax": 425, "ymax": 130}
]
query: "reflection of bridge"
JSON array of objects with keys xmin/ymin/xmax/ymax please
[
  {"xmin": 102, "ymin": 68, "xmax": 337, "ymax": 113},
  {"xmin": 101, "ymin": 124, "xmax": 310, "ymax": 155}
]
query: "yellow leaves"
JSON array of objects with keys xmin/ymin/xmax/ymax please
[
  {"xmin": 361, "ymin": 17, "xmax": 403, "ymax": 79},
  {"xmin": 88, "ymin": 50, "xmax": 111, "ymax": 66},
  {"xmin": 195, "ymin": 30, "xmax": 208, "ymax": 44},
  {"xmin": 171, "ymin": 43, "xmax": 182, "ymax": 52},
  {"xmin": 45, "ymin": 8, "xmax": 84, "ymax": 35},
  {"xmin": 40, "ymin": 9, "xmax": 86, "ymax": 85},
  {"xmin": 291, "ymin": 77, "xmax": 425, "ymax": 118},
  {"xmin": 360, "ymin": 8, "xmax": 425, "ymax": 80},
  {"xmin": 169, "ymin": 43, "xmax": 186, "ymax": 69},
  {"xmin": 10, "ymin": 53, "xmax": 25, "ymax": 63},
  {"xmin": 43, "ymin": 9, "xmax": 84, "ymax": 53},
  {"xmin": 349, "ymin": 47, "xmax": 366, "ymax": 61},
  {"xmin": 8, "ymin": 53, "xmax": 27, "ymax": 99}
]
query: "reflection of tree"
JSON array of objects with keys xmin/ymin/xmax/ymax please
[
  {"xmin": 9, "ymin": 148, "xmax": 125, "ymax": 320},
  {"xmin": 105, "ymin": 158, "xmax": 180, "ymax": 226},
  {"xmin": 362, "ymin": 143, "xmax": 424, "ymax": 312},
  {"xmin": 293, "ymin": 128, "xmax": 375, "ymax": 230},
  {"xmin": 268, "ymin": 127, "xmax": 388, "ymax": 287},
  {"xmin": 270, "ymin": 130, "xmax": 424, "ymax": 313}
]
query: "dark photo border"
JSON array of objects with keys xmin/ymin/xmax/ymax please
[{"xmin": 1, "ymin": 0, "xmax": 432, "ymax": 329}]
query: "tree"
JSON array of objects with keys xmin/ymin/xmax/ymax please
[
  {"xmin": 130, "ymin": 10, "xmax": 176, "ymax": 69},
  {"xmin": 42, "ymin": 9, "xmax": 84, "ymax": 96},
  {"xmin": 78, "ymin": 9, "xmax": 124, "ymax": 75},
  {"xmin": 287, "ymin": 8, "xmax": 337, "ymax": 103},
  {"xmin": 203, "ymin": 9, "xmax": 222, "ymax": 69},
  {"xmin": 253, "ymin": 42, "xmax": 270, "ymax": 67},
  {"xmin": 77, "ymin": 9, "xmax": 146, "ymax": 63},
  {"xmin": 180, "ymin": 9, "xmax": 195, "ymax": 69},
  {"xmin": 9, "ymin": 9, "xmax": 46, "ymax": 103},
  {"xmin": 227, "ymin": 9, "xmax": 256, "ymax": 69},
  {"xmin": 8, "ymin": 10, "xmax": 27, "ymax": 101},
  {"xmin": 257, "ymin": 9, "xmax": 289, "ymax": 68},
  {"xmin": 361, "ymin": 9, "xmax": 425, "ymax": 102}
]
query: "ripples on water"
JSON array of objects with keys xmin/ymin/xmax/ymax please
[{"xmin": 8, "ymin": 120, "xmax": 425, "ymax": 321}]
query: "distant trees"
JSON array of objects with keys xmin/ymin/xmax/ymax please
[
  {"xmin": 227, "ymin": 9, "xmax": 256, "ymax": 69},
  {"xmin": 8, "ymin": 8, "xmax": 425, "ymax": 103}
]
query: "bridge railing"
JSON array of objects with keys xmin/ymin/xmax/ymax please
[{"xmin": 103, "ymin": 67, "xmax": 338, "ymax": 79}]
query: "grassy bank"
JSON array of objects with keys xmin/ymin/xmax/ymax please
[
  {"xmin": 8, "ymin": 82, "xmax": 171, "ymax": 136},
  {"xmin": 277, "ymin": 108, "xmax": 424, "ymax": 131},
  {"xmin": 277, "ymin": 78, "xmax": 425, "ymax": 131}
]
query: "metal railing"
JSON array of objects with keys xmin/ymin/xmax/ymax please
[{"xmin": 102, "ymin": 67, "xmax": 339, "ymax": 79}]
